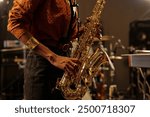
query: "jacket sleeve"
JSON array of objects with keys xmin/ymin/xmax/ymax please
[{"xmin": 7, "ymin": 0, "xmax": 42, "ymax": 40}]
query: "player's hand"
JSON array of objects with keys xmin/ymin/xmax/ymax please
[{"xmin": 48, "ymin": 55, "xmax": 79, "ymax": 74}]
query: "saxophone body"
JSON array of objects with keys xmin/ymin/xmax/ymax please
[{"xmin": 56, "ymin": 0, "xmax": 108, "ymax": 99}]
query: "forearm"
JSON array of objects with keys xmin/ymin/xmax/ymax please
[
  {"xmin": 19, "ymin": 32, "xmax": 57, "ymax": 63},
  {"xmin": 34, "ymin": 43, "xmax": 57, "ymax": 63}
]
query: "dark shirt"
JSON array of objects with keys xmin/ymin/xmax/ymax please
[{"xmin": 7, "ymin": 0, "xmax": 77, "ymax": 47}]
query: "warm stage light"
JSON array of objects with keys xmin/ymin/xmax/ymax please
[
  {"xmin": 143, "ymin": 0, "xmax": 150, "ymax": 1},
  {"xmin": 0, "ymin": 0, "xmax": 4, "ymax": 2}
]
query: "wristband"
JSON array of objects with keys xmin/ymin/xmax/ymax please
[{"xmin": 26, "ymin": 37, "xmax": 40, "ymax": 49}]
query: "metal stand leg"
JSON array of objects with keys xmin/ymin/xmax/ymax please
[{"xmin": 137, "ymin": 68, "xmax": 147, "ymax": 100}]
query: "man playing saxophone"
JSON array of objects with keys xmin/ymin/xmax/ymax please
[{"xmin": 7, "ymin": 0, "xmax": 79, "ymax": 100}]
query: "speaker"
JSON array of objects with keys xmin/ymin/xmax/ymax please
[
  {"xmin": 128, "ymin": 20, "xmax": 150, "ymax": 99},
  {"xmin": 0, "ymin": 50, "xmax": 24, "ymax": 99},
  {"xmin": 129, "ymin": 20, "xmax": 150, "ymax": 50}
]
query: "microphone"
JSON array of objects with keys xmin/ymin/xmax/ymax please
[
  {"xmin": 113, "ymin": 39, "xmax": 126, "ymax": 54},
  {"xmin": 101, "ymin": 46, "xmax": 115, "ymax": 71}
]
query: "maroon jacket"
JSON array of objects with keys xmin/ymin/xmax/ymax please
[{"xmin": 7, "ymin": 0, "xmax": 77, "ymax": 47}]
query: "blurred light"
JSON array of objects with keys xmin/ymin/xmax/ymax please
[
  {"xmin": 0, "ymin": 0, "xmax": 4, "ymax": 2},
  {"xmin": 143, "ymin": 0, "xmax": 150, "ymax": 1}
]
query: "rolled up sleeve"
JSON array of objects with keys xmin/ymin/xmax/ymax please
[{"xmin": 7, "ymin": 0, "xmax": 42, "ymax": 39}]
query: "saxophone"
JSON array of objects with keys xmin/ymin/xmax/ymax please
[{"xmin": 56, "ymin": 0, "xmax": 108, "ymax": 99}]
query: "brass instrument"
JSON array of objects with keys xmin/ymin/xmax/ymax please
[{"xmin": 56, "ymin": 0, "xmax": 108, "ymax": 99}]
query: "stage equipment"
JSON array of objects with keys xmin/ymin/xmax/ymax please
[
  {"xmin": 101, "ymin": 35, "xmax": 114, "ymax": 41},
  {"xmin": 129, "ymin": 20, "xmax": 150, "ymax": 50},
  {"xmin": 0, "ymin": 47, "xmax": 26, "ymax": 99},
  {"xmin": 129, "ymin": 20, "xmax": 150, "ymax": 99},
  {"xmin": 122, "ymin": 52, "xmax": 150, "ymax": 99}
]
